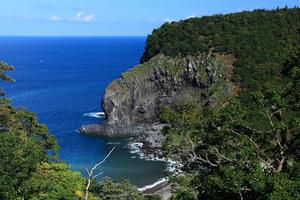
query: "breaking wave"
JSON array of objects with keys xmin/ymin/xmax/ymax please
[
  {"xmin": 83, "ymin": 112, "xmax": 105, "ymax": 118},
  {"xmin": 138, "ymin": 177, "xmax": 168, "ymax": 192}
]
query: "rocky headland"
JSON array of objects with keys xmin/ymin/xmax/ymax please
[{"xmin": 80, "ymin": 53, "xmax": 237, "ymax": 152}]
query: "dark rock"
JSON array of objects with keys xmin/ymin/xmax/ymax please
[{"xmin": 80, "ymin": 54, "xmax": 233, "ymax": 138}]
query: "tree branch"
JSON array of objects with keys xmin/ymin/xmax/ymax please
[
  {"xmin": 187, "ymin": 135, "xmax": 218, "ymax": 167},
  {"xmin": 85, "ymin": 147, "xmax": 115, "ymax": 200},
  {"xmin": 213, "ymin": 147, "xmax": 234, "ymax": 162}
]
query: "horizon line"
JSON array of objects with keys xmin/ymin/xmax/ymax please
[{"xmin": 0, "ymin": 35, "xmax": 147, "ymax": 37}]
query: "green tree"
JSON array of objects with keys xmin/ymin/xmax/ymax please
[
  {"xmin": 0, "ymin": 61, "xmax": 58, "ymax": 199},
  {"xmin": 22, "ymin": 162, "xmax": 86, "ymax": 200},
  {"xmin": 90, "ymin": 177, "xmax": 148, "ymax": 200}
]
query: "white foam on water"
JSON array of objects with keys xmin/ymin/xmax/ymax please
[
  {"xmin": 138, "ymin": 177, "xmax": 168, "ymax": 192},
  {"xmin": 127, "ymin": 141, "xmax": 183, "ymax": 175},
  {"xmin": 106, "ymin": 142, "xmax": 120, "ymax": 145},
  {"xmin": 129, "ymin": 142, "xmax": 144, "ymax": 155},
  {"xmin": 127, "ymin": 139, "xmax": 184, "ymax": 192},
  {"xmin": 83, "ymin": 112, "xmax": 105, "ymax": 118}
]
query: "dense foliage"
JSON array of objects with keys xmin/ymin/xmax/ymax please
[
  {"xmin": 155, "ymin": 7, "xmax": 300, "ymax": 200},
  {"xmin": 90, "ymin": 177, "xmax": 163, "ymax": 200},
  {"xmin": 23, "ymin": 162, "xmax": 86, "ymax": 200},
  {"xmin": 90, "ymin": 178, "xmax": 146, "ymax": 200},
  {"xmin": 0, "ymin": 64, "xmax": 59, "ymax": 199}
]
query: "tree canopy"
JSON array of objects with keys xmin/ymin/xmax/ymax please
[{"xmin": 154, "ymin": 7, "xmax": 300, "ymax": 200}]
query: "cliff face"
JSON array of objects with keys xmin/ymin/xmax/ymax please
[{"xmin": 80, "ymin": 53, "xmax": 236, "ymax": 136}]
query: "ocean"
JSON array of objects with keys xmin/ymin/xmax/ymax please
[{"xmin": 0, "ymin": 37, "xmax": 167, "ymax": 187}]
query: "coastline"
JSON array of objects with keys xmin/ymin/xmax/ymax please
[
  {"xmin": 127, "ymin": 139, "xmax": 182, "ymax": 199},
  {"xmin": 138, "ymin": 177, "xmax": 168, "ymax": 192},
  {"xmin": 141, "ymin": 178, "xmax": 173, "ymax": 200},
  {"xmin": 128, "ymin": 140, "xmax": 183, "ymax": 175},
  {"xmin": 84, "ymin": 112, "xmax": 180, "ymax": 197}
]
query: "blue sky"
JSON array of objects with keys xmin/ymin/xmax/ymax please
[{"xmin": 0, "ymin": 0, "xmax": 299, "ymax": 36}]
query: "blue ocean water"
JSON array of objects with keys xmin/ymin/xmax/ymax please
[{"xmin": 0, "ymin": 37, "xmax": 166, "ymax": 187}]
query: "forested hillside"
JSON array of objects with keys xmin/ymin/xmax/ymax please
[
  {"xmin": 142, "ymin": 7, "xmax": 300, "ymax": 108},
  {"xmin": 140, "ymin": 7, "xmax": 300, "ymax": 199}
]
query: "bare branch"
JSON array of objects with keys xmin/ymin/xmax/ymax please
[
  {"xmin": 266, "ymin": 108, "xmax": 284, "ymax": 127},
  {"xmin": 273, "ymin": 156, "xmax": 286, "ymax": 174},
  {"xmin": 266, "ymin": 112, "xmax": 274, "ymax": 127},
  {"xmin": 213, "ymin": 147, "xmax": 234, "ymax": 162},
  {"xmin": 245, "ymin": 135, "xmax": 259, "ymax": 150},
  {"xmin": 85, "ymin": 147, "xmax": 115, "ymax": 200},
  {"xmin": 229, "ymin": 128, "xmax": 241, "ymax": 136},
  {"xmin": 276, "ymin": 139, "xmax": 284, "ymax": 150},
  {"xmin": 257, "ymin": 155, "xmax": 276, "ymax": 171},
  {"xmin": 205, "ymin": 153, "xmax": 218, "ymax": 167},
  {"xmin": 239, "ymin": 192, "xmax": 243, "ymax": 200},
  {"xmin": 92, "ymin": 172, "xmax": 104, "ymax": 179},
  {"xmin": 187, "ymin": 135, "xmax": 218, "ymax": 167},
  {"xmin": 270, "ymin": 108, "xmax": 284, "ymax": 118},
  {"xmin": 90, "ymin": 147, "xmax": 115, "ymax": 175},
  {"xmin": 85, "ymin": 167, "xmax": 90, "ymax": 176}
]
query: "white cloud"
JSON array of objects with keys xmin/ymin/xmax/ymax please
[
  {"xmin": 70, "ymin": 11, "xmax": 98, "ymax": 23},
  {"xmin": 50, "ymin": 16, "xmax": 61, "ymax": 21},
  {"xmin": 74, "ymin": 11, "xmax": 85, "ymax": 20},
  {"xmin": 47, "ymin": 11, "xmax": 98, "ymax": 23},
  {"xmin": 185, "ymin": 14, "xmax": 196, "ymax": 19},
  {"xmin": 83, "ymin": 14, "xmax": 96, "ymax": 22},
  {"xmin": 163, "ymin": 18, "xmax": 172, "ymax": 23},
  {"xmin": 150, "ymin": 18, "xmax": 157, "ymax": 22}
]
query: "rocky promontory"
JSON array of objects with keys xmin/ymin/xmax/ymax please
[{"xmin": 80, "ymin": 53, "xmax": 236, "ymax": 143}]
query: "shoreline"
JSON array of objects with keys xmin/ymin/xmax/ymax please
[
  {"xmin": 128, "ymin": 141, "xmax": 183, "ymax": 175},
  {"xmin": 82, "ymin": 114, "xmax": 178, "ymax": 198},
  {"xmin": 128, "ymin": 140, "xmax": 182, "ymax": 199},
  {"xmin": 138, "ymin": 177, "xmax": 168, "ymax": 192},
  {"xmin": 139, "ymin": 178, "xmax": 173, "ymax": 200}
]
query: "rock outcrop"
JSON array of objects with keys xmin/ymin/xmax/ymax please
[{"xmin": 80, "ymin": 53, "xmax": 235, "ymax": 138}]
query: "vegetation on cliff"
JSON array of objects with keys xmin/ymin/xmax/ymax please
[
  {"xmin": 141, "ymin": 7, "xmax": 300, "ymax": 122},
  {"xmin": 150, "ymin": 7, "xmax": 300, "ymax": 200}
]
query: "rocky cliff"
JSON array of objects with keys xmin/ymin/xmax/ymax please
[{"xmin": 80, "ymin": 53, "xmax": 236, "ymax": 137}]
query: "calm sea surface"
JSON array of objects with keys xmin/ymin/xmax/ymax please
[{"xmin": 0, "ymin": 37, "xmax": 166, "ymax": 187}]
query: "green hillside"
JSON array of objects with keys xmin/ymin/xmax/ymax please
[{"xmin": 143, "ymin": 7, "xmax": 300, "ymax": 200}]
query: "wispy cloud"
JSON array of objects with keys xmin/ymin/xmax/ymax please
[
  {"xmin": 47, "ymin": 11, "xmax": 99, "ymax": 23},
  {"xmin": 163, "ymin": 18, "xmax": 173, "ymax": 23},
  {"xmin": 70, "ymin": 11, "xmax": 98, "ymax": 23},
  {"xmin": 50, "ymin": 16, "xmax": 61, "ymax": 22}
]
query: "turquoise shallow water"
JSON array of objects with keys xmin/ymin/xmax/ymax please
[{"xmin": 0, "ymin": 37, "xmax": 167, "ymax": 187}]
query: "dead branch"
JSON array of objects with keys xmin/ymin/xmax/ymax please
[
  {"xmin": 270, "ymin": 108, "xmax": 283, "ymax": 118},
  {"xmin": 266, "ymin": 108, "xmax": 284, "ymax": 127},
  {"xmin": 213, "ymin": 147, "xmax": 234, "ymax": 162},
  {"xmin": 273, "ymin": 156, "xmax": 286, "ymax": 174},
  {"xmin": 266, "ymin": 111, "xmax": 274, "ymax": 127},
  {"xmin": 187, "ymin": 135, "xmax": 218, "ymax": 167},
  {"xmin": 85, "ymin": 147, "xmax": 115, "ymax": 200}
]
